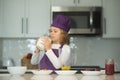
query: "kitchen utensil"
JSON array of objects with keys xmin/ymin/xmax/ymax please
[
  {"xmin": 31, "ymin": 70, "xmax": 52, "ymax": 75},
  {"xmin": 55, "ymin": 70, "xmax": 77, "ymax": 75},
  {"xmin": 81, "ymin": 71, "xmax": 101, "ymax": 76},
  {"xmin": 2, "ymin": 58, "xmax": 15, "ymax": 68},
  {"xmin": 7, "ymin": 66, "xmax": 27, "ymax": 75}
]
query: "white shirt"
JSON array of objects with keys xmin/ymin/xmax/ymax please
[{"xmin": 31, "ymin": 44, "xmax": 71, "ymax": 69}]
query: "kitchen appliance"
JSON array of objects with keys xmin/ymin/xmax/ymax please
[
  {"xmin": 51, "ymin": 6, "xmax": 102, "ymax": 36},
  {"xmin": 2, "ymin": 58, "xmax": 15, "ymax": 69}
]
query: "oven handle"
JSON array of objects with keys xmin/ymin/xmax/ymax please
[{"xmin": 78, "ymin": 0, "xmax": 80, "ymax": 3}]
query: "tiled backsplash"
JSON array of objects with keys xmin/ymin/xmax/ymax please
[{"xmin": 0, "ymin": 37, "xmax": 120, "ymax": 71}]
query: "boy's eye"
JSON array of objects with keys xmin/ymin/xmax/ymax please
[
  {"xmin": 54, "ymin": 30, "xmax": 58, "ymax": 33},
  {"xmin": 49, "ymin": 29, "xmax": 58, "ymax": 33},
  {"xmin": 54, "ymin": 30, "xmax": 57, "ymax": 33},
  {"xmin": 49, "ymin": 29, "xmax": 52, "ymax": 33}
]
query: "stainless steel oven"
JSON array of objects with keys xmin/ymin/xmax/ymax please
[{"xmin": 51, "ymin": 6, "xmax": 102, "ymax": 35}]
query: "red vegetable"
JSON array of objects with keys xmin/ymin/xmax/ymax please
[{"xmin": 27, "ymin": 53, "xmax": 32, "ymax": 59}]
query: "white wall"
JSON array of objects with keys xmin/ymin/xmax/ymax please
[
  {"xmin": 0, "ymin": 37, "xmax": 120, "ymax": 71},
  {"xmin": 70, "ymin": 36, "xmax": 120, "ymax": 71}
]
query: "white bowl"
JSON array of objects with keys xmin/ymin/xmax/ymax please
[
  {"xmin": 55, "ymin": 70, "xmax": 77, "ymax": 75},
  {"xmin": 81, "ymin": 71, "xmax": 101, "ymax": 76},
  {"xmin": 7, "ymin": 66, "xmax": 27, "ymax": 75},
  {"xmin": 31, "ymin": 70, "xmax": 53, "ymax": 75}
]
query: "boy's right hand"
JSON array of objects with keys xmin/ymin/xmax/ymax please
[{"xmin": 34, "ymin": 47, "xmax": 40, "ymax": 54}]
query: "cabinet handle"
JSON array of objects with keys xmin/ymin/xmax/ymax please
[
  {"xmin": 78, "ymin": 0, "xmax": 80, "ymax": 4},
  {"xmin": 26, "ymin": 18, "xmax": 28, "ymax": 34},
  {"xmin": 21, "ymin": 18, "xmax": 24, "ymax": 33},
  {"xmin": 73, "ymin": 0, "xmax": 75, "ymax": 4},
  {"xmin": 103, "ymin": 18, "xmax": 106, "ymax": 34}
]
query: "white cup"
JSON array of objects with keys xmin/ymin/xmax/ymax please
[{"xmin": 36, "ymin": 38, "xmax": 44, "ymax": 50}]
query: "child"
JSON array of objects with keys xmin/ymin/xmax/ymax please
[{"xmin": 31, "ymin": 14, "xmax": 71, "ymax": 70}]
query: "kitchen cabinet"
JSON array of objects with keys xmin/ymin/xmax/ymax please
[
  {"xmin": 25, "ymin": 0, "xmax": 50, "ymax": 37},
  {"xmin": 1, "ymin": 0, "xmax": 50, "ymax": 38},
  {"xmin": 102, "ymin": 0, "xmax": 120, "ymax": 38},
  {"xmin": 2, "ymin": 0, "xmax": 24, "ymax": 37},
  {"xmin": 51, "ymin": 0, "xmax": 102, "ymax": 7}
]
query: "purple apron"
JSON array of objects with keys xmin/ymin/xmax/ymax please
[{"xmin": 40, "ymin": 45, "xmax": 63, "ymax": 70}]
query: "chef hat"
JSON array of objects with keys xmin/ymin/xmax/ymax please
[{"xmin": 51, "ymin": 14, "xmax": 71, "ymax": 32}]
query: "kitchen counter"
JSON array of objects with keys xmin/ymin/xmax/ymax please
[{"xmin": 0, "ymin": 73, "xmax": 120, "ymax": 80}]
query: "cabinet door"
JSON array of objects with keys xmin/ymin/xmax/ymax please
[
  {"xmin": 51, "ymin": 0, "xmax": 102, "ymax": 7},
  {"xmin": 77, "ymin": 0, "xmax": 102, "ymax": 7},
  {"xmin": 2, "ymin": 0, "xmax": 25, "ymax": 37},
  {"xmin": 103, "ymin": 0, "xmax": 120, "ymax": 38},
  {"xmin": 51, "ymin": 0, "xmax": 76, "ymax": 6},
  {"xmin": 26, "ymin": 0, "xmax": 50, "ymax": 37}
]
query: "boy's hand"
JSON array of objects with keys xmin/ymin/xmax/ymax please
[
  {"xmin": 42, "ymin": 37, "xmax": 51, "ymax": 51},
  {"xmin": 34, "ymin": 47, "xmax": 40, "ymax": 54}
]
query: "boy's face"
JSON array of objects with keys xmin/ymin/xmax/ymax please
[{"xmin": 49, "ymin": 26, "xmax": 62, "ymax": 44}]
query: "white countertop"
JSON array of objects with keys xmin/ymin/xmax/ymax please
[
  {"xmin": 0, "ymin": 69, "xmax": 33, "ymax": 72},
  {"xmin": 0, "ymin": 73, "xmax": 120, "ymax": 80}
]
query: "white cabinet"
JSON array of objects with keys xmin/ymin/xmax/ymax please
[
  {"xmin": 102, "ymin": 0, "xmax": 120, "ymax": 38},
  {"xmin": 51, "ymin": 0, "xmax": 75, "ymax": 6},
  {"xmin": 51, "ymin": 0, "xmax": 102, "ymax": 7},
  {"xmin": 77, "ymin": 0, "xmax": 102, "ymax": 6},
  {"xmin": 2, "ymin": 0, "xmax": 24, "ymax": 37},
  {"xmin": 2, "ymin": 0, "xmax": 50, "ymax": 38},
  {"xmin": 25, "ymin": 0, "xmax": 50, "ymax": 37}
]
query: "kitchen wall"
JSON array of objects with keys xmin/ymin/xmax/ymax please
[{"xmin": 0, "ymin": 37, "xmax": 120, "ymax": 71}]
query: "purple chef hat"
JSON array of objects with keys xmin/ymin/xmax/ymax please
[{"xmin": 51, "ymin": 14, "xmax": 71, "ymax": 32}]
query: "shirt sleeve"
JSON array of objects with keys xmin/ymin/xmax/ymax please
[
  {"xmin": 31, "ymin": 51, "xmax": 44, "ymax": 65},
  {"xmin": 45, "ymin": 45, "xmax": 71, "ymax": 69}
]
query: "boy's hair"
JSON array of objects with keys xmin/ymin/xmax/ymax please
[{"xmin": 60, "ymin": 29, "xmax": 70, "ymax": 45}]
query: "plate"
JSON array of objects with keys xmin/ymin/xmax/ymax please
[
  {"xmin": 81, "ymin": 71, "xmax": 101, "ymax": 76},
  {"xmin": 55, "ymin": 70, "xmax": 77, "ymax": 75},
  {"xmin": 31, "ymin": 70, "xmax": 52, "ymax": 75},
  {"xmin": 31, "ymin": 75, "xmax": 53, "ymax": 80}
]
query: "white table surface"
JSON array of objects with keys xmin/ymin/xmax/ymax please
[{"xmin": 0, "ymin": 73, "xmax": 120, "ymax": 80}]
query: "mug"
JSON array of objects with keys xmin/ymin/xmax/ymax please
[{"xmin": 36, "ymin": 38, "xmax": 45, "ymax": 50}]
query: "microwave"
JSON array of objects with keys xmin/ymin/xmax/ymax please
[{"xmin": 51, "ymin": 6, "xmax": 102, "ymax": 35}]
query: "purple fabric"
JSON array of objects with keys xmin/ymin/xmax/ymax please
[
  {"xmin": 51, "ymin": 15, "xmax": 71, "ymax": 32},
  {"xmin": 40, "ymin": 45, "xmax": 63, "ymax": 70}
]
